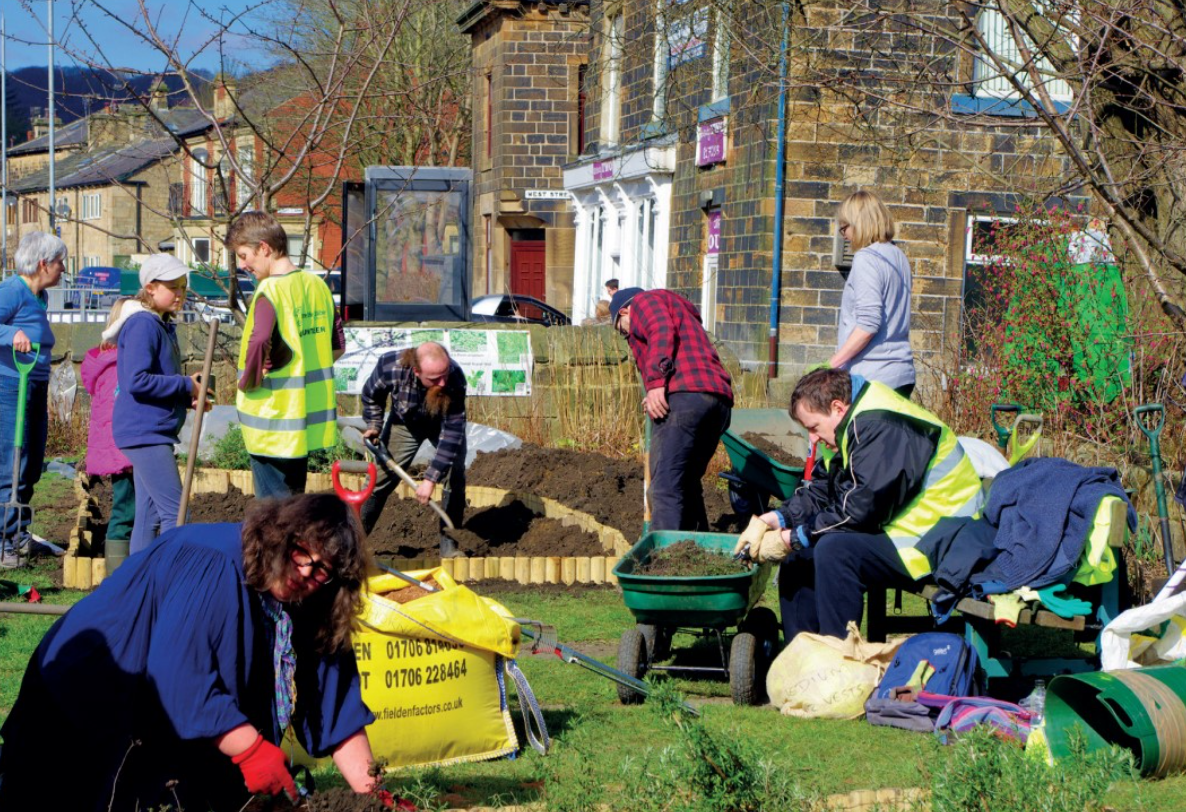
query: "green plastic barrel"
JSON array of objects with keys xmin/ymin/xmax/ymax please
[
  {"xmin": 105, "ymin": 539, "xmax": 130, "ymax": 575},
  {"xmin": 1045, "ymin": 665, "xmax": 1186, "ymax": 777}
]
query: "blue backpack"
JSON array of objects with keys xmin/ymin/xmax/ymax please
[{"xmin": 873, "ymin": 632, "xmax": 981, "ymax": 700}]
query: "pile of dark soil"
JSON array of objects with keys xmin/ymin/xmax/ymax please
[
  {"xmin": 636, "ymin": 540, "xmax": 748, "ymax": 577},
  {"xmin": 243, "ymin": 786, "xmax": 389, "ymax": 811},
  {"xmin": 367, "ymin": 497, "xmax": 606, "ymax": 558},
  {"xmin": 36, "ymin": 479, "xmax": 83, "ymax": 546},
  {"xmin": 741, "ymin": 432, "xmax": 806, "ymax": 469},
  {"xmin": 468, "ymin": 444, "xmax": 741, "ymax": 539}
]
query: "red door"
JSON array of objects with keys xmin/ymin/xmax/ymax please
[{"xmin": 510, "ymin": 241, "xmax": 547, "ymax": 301}]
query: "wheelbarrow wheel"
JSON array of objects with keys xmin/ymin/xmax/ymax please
[
  {"xmin": 729, "ymin": 632, "xmax": 759, "ymax": 706},
  {"xmin": 740, "ymin": 606, "xmax": 779, "ymax": 648},
  {"xmin": 639, "ymin": 624, "xmax": 672, "ymax": 662},
  {"xmin": 740, "ymin": 606, "xmax": 780, "ymax": 681},
  {"xmin": 617, "ymin": 627, "xmax": 648, "ymax": 705}
]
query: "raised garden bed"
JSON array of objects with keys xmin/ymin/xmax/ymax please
[{"xmin": 68, "ymin": 445, "xmax": 745, "ymax": 589}]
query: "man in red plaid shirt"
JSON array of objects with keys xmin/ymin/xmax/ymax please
[{"xmin": 610, "ymin": 287, "xmax": 733, "ymax": 530}]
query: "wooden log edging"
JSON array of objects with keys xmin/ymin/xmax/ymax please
[{"xmin": 68, "ymin": 468, "xmax": 630, "ymax": 589}]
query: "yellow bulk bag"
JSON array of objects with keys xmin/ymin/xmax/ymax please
[
  {"xmin": 766, "ymin": 622, "xmax": 901, "ymax": 720},
  {"xmin": 287, "ymin": 567, "xmax": 548, "ymax": 769}
]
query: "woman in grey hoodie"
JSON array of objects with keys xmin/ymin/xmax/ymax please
[{"xmin": 830, "ymin": 189, "xmax": 915, "ymax": 397}]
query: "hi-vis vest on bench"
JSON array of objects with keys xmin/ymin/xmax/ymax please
[
  {"xmin": 838, "ymin": 381, "xmax": 984, "ymax": 580},
  {"xmin": 236, "ymin": 271, "xmax": 337, "ymax": 458}
]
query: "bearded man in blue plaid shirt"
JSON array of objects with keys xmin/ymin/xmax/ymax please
[{"xmin": 360, "ymin": 341, "xmax": 467, "ymax": 555}]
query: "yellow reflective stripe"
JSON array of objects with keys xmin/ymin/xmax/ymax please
[
  {"xmin": 256, "ymin": 366, "xmax": 335, "ymax": 391},
  {"xmin": 238, "ymin": 407, "xmax": 337, "ymax": 433},
  {"xmin": 898, "ymin": 547, "xmax": 932, "ymax": 580}
]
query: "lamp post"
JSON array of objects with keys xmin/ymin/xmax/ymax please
[{"xmin": 47, "ymin": 0, "xmax": 55, "ymax": 233}]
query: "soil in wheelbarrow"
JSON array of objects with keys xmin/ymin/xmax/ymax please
[
  {"xmin": 467, "ymin": 444, "xmax": 742, "ymax": 539},
  {"xmin": 741, "ymin": 432, "xmax": 806, "ymax": 469},
  {"xmin": 635, "ymin": 540, "xmax": 748, "ymax": 577}
]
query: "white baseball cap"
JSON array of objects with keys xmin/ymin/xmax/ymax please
[{"xmin": 139, "ymin": 254, "xmax": 190, "ymax": 287}]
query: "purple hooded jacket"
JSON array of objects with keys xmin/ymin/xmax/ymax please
[{"xmin": 81, "ymin": 347, "xmax": 133, "ymax": 476}]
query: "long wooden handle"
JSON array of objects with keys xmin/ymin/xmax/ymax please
[{"xmin": 177, "ymin": 319, "xmax": 220, "ymax": 527}]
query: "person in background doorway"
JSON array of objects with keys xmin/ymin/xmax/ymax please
[
  {"xmin": 0, "ymin": 493, "xmax": 415, "ymax": 812},
  {"xmin": 359, "ymin": 341, "xmax": 467, "ymax": 556},
  {"xmin": 0, "ymin": 232, "xmax": 66, "ymax": 568},
  {"xmin": 81, "ymin": 298, "xmax": 140, "ymax": 556},
  {"xmin": 830, "ymin": 189, "xmax": 915, "ymax": 398},
  {"xmin": 733, "ymin": 368, "xmax": 983, "ymax": 644},
  {"xmin": 230, "ymin": 211, "xmax": 344, "ymax": 499},
  {"xmin": 113, "ymin": 255, "xmax": 207, "ymax": 554},
  {"xmin": 610, "ymin": 287, "xmax": 733, "ymax": 531},
  {"xmin": 605, "ymin": 278, "xmax": 619, "ymax": 300}
]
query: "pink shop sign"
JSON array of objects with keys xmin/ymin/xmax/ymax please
[
  {"xmin": 593, "ymin": 160, "xmax": 614, "ymax": 181},
  {"xmin": 696, "ymin": 118, "xmax": 727, "ymax": 167},
  {"xmin": 707, "ymin": 210, "xmax": 721, "ymax": 255}
]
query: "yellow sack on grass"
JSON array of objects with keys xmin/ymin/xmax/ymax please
[
  {"xmin": 766, "ymin": 621, "xmax": 902, "ymax": 720},
  {"xmin": 287, "ymin": 567, "xmax": 548, "ymax": 770}
]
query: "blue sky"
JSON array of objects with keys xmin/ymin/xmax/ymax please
[{"xmin": 2, "ymin": 0, "xmax": 276, "ymax": 74}]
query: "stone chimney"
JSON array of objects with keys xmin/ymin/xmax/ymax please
[
  {"xmin": 29, "ymin": 107, "xmax": 60, "ymax": 141},
  {"xmin": 150, "ymin": 81, "xmax": 170, "ymax": 113},
  {"xmin": 88, "ymin": 105, "xmax": 131, "ymax": 150},
  {"xmin": 213, "ymin": 74, "xmax": 238, "ymax": 121}
]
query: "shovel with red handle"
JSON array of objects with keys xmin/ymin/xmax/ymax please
[{"xmin": 332, "ymin": 459, "xmax": 440, "ymax": 593}]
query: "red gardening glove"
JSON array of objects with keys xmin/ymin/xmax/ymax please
[
  {"xmin": 376, "ymin": 789, "xmax": 418, "ymax": 811},
  {"xmin": 231, "ymin": 734, "xmax": 297, "ymax": 800}
]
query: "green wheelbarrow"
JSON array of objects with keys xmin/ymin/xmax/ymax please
[
  {"xmin": 718, "ymin": 408, "xmax": 809, "ymax": 516},
  {"xmin": 612, "ymin": 531, "xmax": 778, "ymax": 706}
]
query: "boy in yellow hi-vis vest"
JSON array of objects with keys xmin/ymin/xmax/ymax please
[
  {"xmin": 230, "ymin": 211, "xmax": 344, "ymax": 498},
  {"xmin": 733, "ymin": 368, "xmax": 983, "ymax": 645}
]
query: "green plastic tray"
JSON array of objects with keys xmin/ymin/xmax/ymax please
[
  {"xmin": 613, "ymin": 531, "xmax": 771, "ymax": 629},
  {"xmin": 720, "ymin": 408, "xmax": 809, "ymax": 500}
]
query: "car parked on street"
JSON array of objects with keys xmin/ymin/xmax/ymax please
[{"xmin": 469, "ymin": 294, "xmax": 571, "ymax": 327}]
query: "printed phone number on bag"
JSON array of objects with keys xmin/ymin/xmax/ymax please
[
  {"xmin": 382, "ymin": 659, "xmax": 470, "ymax": 689},
  {"xmin": 353, "ymin": 638, "xmax": 462, "ymax": 662}
]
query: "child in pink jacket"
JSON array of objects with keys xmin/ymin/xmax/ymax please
[{"xmin": 81, "ymin": 298, "xmax": 143, "ymax": 550}]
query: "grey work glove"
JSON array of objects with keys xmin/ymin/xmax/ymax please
[{"xmin": 733, "ymin": 516, "xmax": 770, "ymax": 557}]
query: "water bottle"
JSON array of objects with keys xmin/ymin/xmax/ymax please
[{"xmin": 1024, "ymin": 679, "xmax": 1046, "ymax": 725}]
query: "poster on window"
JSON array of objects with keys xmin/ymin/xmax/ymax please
[
  {"xmin": 666, "ymin": 6, "xmax": 708, "ymax": 68},
  {"xmin": 334, "ymin": 327, "xmax": 533, "ymax": 397}
]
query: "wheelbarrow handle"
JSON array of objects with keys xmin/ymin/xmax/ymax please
[
  {"xmin": 331, "ymin": 460, "xmax": 376, "ymax": 517},
  {"xmin": 1135, "ymin": 404, "xmax": 1165, "ymax": 441}
]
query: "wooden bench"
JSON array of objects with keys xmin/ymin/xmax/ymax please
[{"xmin": 865, "ymin": 497, "xmax": 1130, "ymax": 681}]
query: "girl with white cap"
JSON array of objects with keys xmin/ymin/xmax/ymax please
[{"xmin": 112, "ymin": 255, "xmax": 206, "ymax": 553}]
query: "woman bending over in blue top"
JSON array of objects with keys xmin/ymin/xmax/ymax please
[
  {"xmin": 112, "ymin": 254, "xmax": 207, "ymax": 553},
  {"xmin": 0, "ymin": 231, "xmax": 65, "ymax": 568},
  {"xmin": 0, "ymin": 493, "xmax": 415, "ymax": 811}
]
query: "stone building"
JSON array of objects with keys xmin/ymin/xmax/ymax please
[
  {"xmin": 4, "ymin": 79, "xmax": 350, "ymax": 277},
  {"xmin": 554, "ymin": 0, "xmax": 1076, "ymax": 392},
  {"xmin": 459, "ymin": 0, "xmax": 590, "ymax": 311}
]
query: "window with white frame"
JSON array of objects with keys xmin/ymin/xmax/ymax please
[
  {"xmin": 288, "ymin": 234, "xmax": 306, "ymax": 268},
  {"xmin": 601, "ymin": 11, "xmax": 624, "ymax": 146},
  {"xmin": 711, "ymin": 6, "xmax": 731, "ymax": 102},
  {"xmin": 190, "ymin": 148, "xmax": 209, "ymax": 215},
  {"xmin": 962, "ymin": 214, "xmax": 1023, "ymax": 357},
  {"xmin": 651, "ymin": 1, "xmax": 669, "ymax": 123},
  {"xmin": 192, "ymin": 237, "xmax": 211, "ymax": 265},
  {"xmin": 236, "ymin": 144, "xmax": 255, "ymax": 209},
  {"xmin": 80, "ymin": 193, "xmax": 101, "ymax": 221},
  {"xmin": 974, "ymin": 5, "xmax": 1073, "ymax": 102}
]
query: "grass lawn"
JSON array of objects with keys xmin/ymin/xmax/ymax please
[{"xmin": 1, "ymin": 478, "xmax": 1183, "ymax": 810}]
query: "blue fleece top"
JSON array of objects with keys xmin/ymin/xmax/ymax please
[
  {"xmin": 9, "ymin": 522, "xmax": 372, "ymax": 806},
  {"xmin": 113, "ymin": 311, "xmax": 193, "ymax": 449},
  {"xmin": 0, "ymin": 275, "xmax": 55, "ymax": 381}
]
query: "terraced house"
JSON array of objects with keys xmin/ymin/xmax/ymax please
[{"xmin": 467, "ymin": 0, "xmax": 1079, "ymax": 391}]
